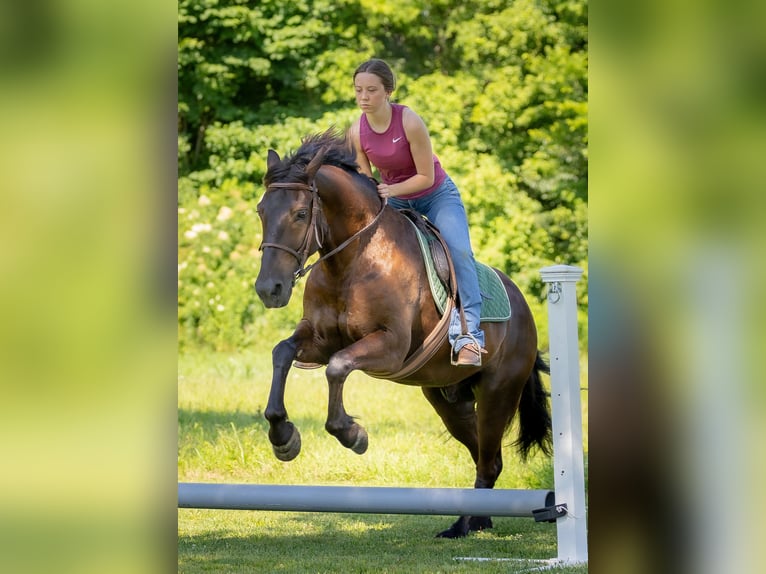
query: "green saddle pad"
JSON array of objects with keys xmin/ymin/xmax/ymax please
[{"xmin": 407, "ymin": 219, "xmax": 511, "ymax": 322}]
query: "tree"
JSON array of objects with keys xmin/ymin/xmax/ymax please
[{"xmin": 178, "ymin": 0, "xmax": 588, "ymax": 350}]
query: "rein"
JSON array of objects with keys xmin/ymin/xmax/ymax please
[{"xmin": 259, "ymin": 180, "xmax": 387, "ymax": 281}]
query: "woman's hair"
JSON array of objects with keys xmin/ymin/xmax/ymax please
[{"xmin": 353, "ymin": 58, "xmax": 396, "ymax": 93}]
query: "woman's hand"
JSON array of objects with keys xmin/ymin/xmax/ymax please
[{"xmin": 377, "ymin": 183, "xmax": 392, "ymax": 198}]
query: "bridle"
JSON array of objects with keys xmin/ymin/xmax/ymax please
[{"xmin": 259, "ymin": 179, "xmax": 387, "ymax": 281}]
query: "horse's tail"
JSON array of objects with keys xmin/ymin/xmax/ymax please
[{"xmin": 513, "ymin": 351, "xmax": 553, "ymax": 461}]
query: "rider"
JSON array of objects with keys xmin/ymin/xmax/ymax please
[{"xmin": 348, "ymin": 58, "xmax": 486, "ymax": 366}]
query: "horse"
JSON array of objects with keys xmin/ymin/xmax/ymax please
[{"xmin": 254, "ymin": 130, "xmax": 552, "ymax": 538}]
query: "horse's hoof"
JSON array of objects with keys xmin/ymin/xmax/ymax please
[
  {"xmin": 435, "ymin": 526, "xmax": 468, "ymax": 539},
  {"xmin": 468, "ymin": 516, "xmax": 493, "ymax": 532},
  {"xmin": 436, "ymin": 516, "xmax": 470, "ymax": 538},
  {"xmin": 272, "ymin": 426, "xmax": 301, "ymax": 461},
  {"xmin": 351, "ymin": 426, "xmax": 368, "ymax": 454}
]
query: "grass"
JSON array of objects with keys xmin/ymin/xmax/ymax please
[{"xmin": 178, "ymin": 350, "xmax": 588, "ymax": 573}]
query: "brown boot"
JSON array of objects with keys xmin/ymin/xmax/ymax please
[{"xmin": 456, "ymin": 342, "xmax": 484, "ymax": 367}]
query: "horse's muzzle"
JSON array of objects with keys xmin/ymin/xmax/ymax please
[{"xmin": 254, "ymin": 276, "xmax": 293, "ymax": 308}]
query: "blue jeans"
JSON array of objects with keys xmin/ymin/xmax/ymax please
[{"xmin": 389, "ymin": 175, "xmax": 485, "ymax": 351}]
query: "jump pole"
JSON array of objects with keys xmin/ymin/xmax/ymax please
[
  {"xmin": 540, "ymin": 264, "xmax": 588, "ymax": 565},
  {"xmin": 178, "ymin": 483, "xmax": 553, "ymax": 517}
]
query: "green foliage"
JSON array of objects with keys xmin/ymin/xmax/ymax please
[
  {"xmin": 178, "ymin": 0, "xmax": 589, "ymax": 351},
  {"xmin": 178, "ymin": 177, "xmax": 258, "ymax": 351}
]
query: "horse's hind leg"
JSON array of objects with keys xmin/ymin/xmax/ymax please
[
  {"xmin": 422, "ymin": 386, "xmax": 497, "ymax": 538},
  {"xmin": 422, "ymin": 386, "xmax": 480, "ymax": 462}
]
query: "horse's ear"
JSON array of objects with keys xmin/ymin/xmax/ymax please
[
  {"xmin": 267, "ymin": 149, "xmax": 280, "ymax": 170},
  {"xmin": 306, "ymin": 146, "xmax": 327, "ymax": 180}
]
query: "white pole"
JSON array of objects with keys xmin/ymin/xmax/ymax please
[
  {"xmin": 540, "ymin": 264, "xmax": 587, "ymax": 564},
  {"xmin": 178, "ymin": 484, "xmax": 553, "ymax": 516}
]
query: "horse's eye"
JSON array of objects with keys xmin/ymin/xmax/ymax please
[{"xmin": 295, "ymin": 209, "xmax": 308, "ymax": 222}]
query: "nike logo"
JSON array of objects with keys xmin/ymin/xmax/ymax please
[{"xmin": 392, "ymin": 137, "xmax": 403, "ymax": 143}]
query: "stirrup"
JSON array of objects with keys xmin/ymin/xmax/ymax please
[{"xmin": 293, "ymin": 361, "xmax": 323, "ymax": 370}]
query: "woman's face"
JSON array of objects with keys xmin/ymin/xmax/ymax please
[{"xmin": 354, "ymin": 72, "xmax": 389, "ymax": 113}]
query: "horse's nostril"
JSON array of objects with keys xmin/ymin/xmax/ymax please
[{"xmin": 257, "ymin": 279, "xmax": 281, "ymax": 300}]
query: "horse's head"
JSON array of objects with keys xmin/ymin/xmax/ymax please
[{"xmin": 254, "ymin": 148, "xmax": 325, "ymax": 308}]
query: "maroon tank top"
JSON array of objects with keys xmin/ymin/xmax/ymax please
[{"xmin": 359, "ymin": 104, "xmax": 446, "ymax": 199}]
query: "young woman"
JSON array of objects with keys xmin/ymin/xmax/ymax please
[{"xmin": 348, "ymin": 58, "xmax": 486, "ymax": 366}]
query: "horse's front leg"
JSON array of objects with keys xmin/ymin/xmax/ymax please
[
  {"xmin": 324, "ymin": 331, "xmax": 406, "ymax": 454},
  {"xmin": 263, "ymin": 321, "xmax": 313, "ymax": 461}
]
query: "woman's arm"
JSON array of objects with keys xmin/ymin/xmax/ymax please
[{"xmin": 348, "ymin": 120, "xmax": 374, "ymax": 178}]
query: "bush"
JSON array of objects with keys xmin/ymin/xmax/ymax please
[{"xmin": 178, "ymin": 177, "xmax": 263, "ymax": 351}]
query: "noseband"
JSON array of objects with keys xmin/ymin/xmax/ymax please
[{"xmin": 259, "ymin": 180, "xmax": 386, "ymax": 281}]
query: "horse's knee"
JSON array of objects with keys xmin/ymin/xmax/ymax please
[
  {"xmin": 272, "ymin": 338, "xmax": 297, "ymax": 365},
  {"xmin": 325, "ymin": 358, "xmax": 350, "ymax": 381}
]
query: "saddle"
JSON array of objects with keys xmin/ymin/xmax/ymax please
[
  {"xmin": 399, "ymin": 209, "xmax": 512, "ymax": 321},
  {"xmin": 398, "ymin": 209, "xmax": 453, "ymax": 298}
]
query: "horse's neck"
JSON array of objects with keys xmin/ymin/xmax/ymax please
[{"xmin": 316, "ymin": 170, "xmax": 381, "ymax": 240}]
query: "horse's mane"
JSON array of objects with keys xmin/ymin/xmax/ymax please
[{"xmin": 265, "ymin": 128, "xmax": 375, "ymax": 192}]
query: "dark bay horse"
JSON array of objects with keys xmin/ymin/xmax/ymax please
[{"xmin": 254, "ymin": 130, "xmax": 552, "ymax": 538}]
